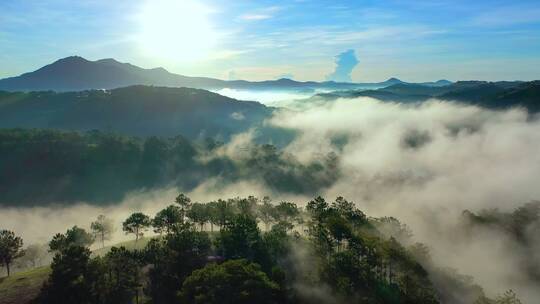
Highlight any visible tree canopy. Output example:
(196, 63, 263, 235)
(1, 194, 524, 304)
(122, 212, 151, 242)
(180, 259, 282, 304)
(0, 230, 24, 276)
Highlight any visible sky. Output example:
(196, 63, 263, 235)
(1, 0, 540, 82)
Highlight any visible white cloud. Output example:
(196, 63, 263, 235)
(208, 49, 249, 60)
(240, 14, 272, 21)
(267, 97, 540, 301)
(238, 5, 283, 21)
(230, 111, 245, 120)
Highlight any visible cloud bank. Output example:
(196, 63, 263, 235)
(2, 96, 540, 302)
(268, 97, 540, 302)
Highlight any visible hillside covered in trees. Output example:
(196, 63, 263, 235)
(0, 194, 526, 304)
(0, 129, 334, 206)
(308, 81, 540, 113)
(0, 86, 272, 139)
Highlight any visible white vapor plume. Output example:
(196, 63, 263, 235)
(268, 97, 540, 302)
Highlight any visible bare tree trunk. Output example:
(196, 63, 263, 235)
(6, 263, 10, 277)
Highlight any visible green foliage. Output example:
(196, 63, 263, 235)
(273, 201, 300, 228)
(175, 193, 192, 221)
(49, 226, 94, 252)
(102, 247, 143, 304)
(38, 246, 98, 304)
(0, 129, 340, 207)
(179, 259, 282, 304)
(263, 224, 293, 266)
(0, 85, 273, 141)
(153, 205, 182, 234)
(90, 215, 114, 248)
(211, 199, 236, 229)
(304, 196, 439, 304)
(122, 212, 151, 242)
(0, 230, 24, 276)
(331, 196, 368, 228)
(39, 245, 144, 304)
(236, 196, 259, 218)
(0, 129, 146, 205)
(258, 196, 275, 230)
(217, 215, 271, 270)
(187, 202, 210, 231)
(144, 223, 211, 303)
(17, 194, 527, 304)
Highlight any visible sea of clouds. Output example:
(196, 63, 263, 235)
(2, 96, 540, 302)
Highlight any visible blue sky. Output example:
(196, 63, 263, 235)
(1, 0, 540, 82)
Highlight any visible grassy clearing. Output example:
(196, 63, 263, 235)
(0, 239, 147, 304)
(0, 266, 50, 304)
(0, 231, 223, 303)
(92, 237, 151, 257)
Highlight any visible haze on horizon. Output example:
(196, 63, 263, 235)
(1, 0, 540, 82)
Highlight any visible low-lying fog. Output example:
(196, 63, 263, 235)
(2, 94, 540, 302)
(214, 88, 320, 107)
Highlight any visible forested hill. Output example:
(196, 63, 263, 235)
(1, 195, 527, 304)
(312, 80, 540, 113)
(0, 129, 338, 206)
(0, 86, 271, 139)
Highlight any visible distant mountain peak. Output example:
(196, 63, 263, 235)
(275, 78, 297, 84)
(0, 56, 457, 92)
(95, 58, 123, 65)
(54, 56, 89, 64)
(380, 78, 405, 86)
(435, 79, 452, 85)
(150, 67, 169, 73)
(53, 56, 130, 69)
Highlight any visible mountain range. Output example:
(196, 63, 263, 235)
(0, 56, 452, 92)
(311, 80, 540, 113)
(0, 56, 537, 142)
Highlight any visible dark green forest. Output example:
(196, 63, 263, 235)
(313, 80, 540, 113)
(0, 86, 272, 139)
(1, 194, 527, 304)
(0, 129, 337, 206)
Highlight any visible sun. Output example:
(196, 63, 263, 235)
(137, 0, 217, 62)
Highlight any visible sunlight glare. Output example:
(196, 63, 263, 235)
(137, 0, 217, 62)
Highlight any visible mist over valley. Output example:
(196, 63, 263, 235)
(1, 1, 539, 303)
